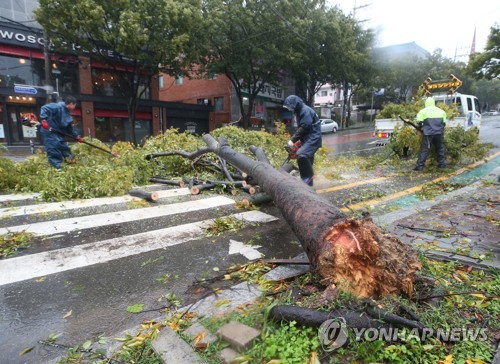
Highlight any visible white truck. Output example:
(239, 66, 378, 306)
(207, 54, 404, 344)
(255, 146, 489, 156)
(374, 76, 481, 146)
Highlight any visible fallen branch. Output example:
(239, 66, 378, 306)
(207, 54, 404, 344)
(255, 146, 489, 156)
(397, 224, 452, 234)
(145, 148, 211, 161)
(270, 305, 400, 330)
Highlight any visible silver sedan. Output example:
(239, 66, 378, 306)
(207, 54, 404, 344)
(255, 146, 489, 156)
(319, 118, 338, 133)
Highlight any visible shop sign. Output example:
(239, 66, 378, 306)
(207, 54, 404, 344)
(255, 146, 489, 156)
(241, 82, 284, 102)
(185, 122, 196, 133)
(14, 85, 38, 95)
(0, 23, 44, 49)
(22, 125, 37, 138)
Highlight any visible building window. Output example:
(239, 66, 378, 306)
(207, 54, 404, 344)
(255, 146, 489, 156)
(0, 55, 80, 94)
(321, 91, 327, 96)
(0, 55, 44, 88)
(92, 69, 150, 99)
(51, 60, 80, 93)
(94, 116, 151, 143)
(159, 75, 164, 88)
(214, 97, 224, 111)
(175, 75, 183, 85)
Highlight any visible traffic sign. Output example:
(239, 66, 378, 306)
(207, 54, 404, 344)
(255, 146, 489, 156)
(14, 85, 38, 95)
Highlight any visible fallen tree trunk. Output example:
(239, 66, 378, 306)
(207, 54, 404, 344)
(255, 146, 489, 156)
(202, 135, 421, 298)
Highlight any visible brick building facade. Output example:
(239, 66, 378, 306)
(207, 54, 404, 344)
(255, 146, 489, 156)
(160, 73, 295, 131)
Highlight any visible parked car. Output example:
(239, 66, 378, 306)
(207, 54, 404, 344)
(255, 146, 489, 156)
(482, 110, 499, 116)
(319, 119, 338, 133)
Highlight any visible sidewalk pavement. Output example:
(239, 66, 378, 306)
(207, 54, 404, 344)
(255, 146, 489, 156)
(1, 145, 40, 163)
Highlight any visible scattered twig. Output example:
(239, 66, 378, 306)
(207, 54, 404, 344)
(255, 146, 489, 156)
(397, 224, 451, 234)
(38, 340, 93, 353)
(415, 290, 492, 302)
(260, 258, 310, 265)
(464, 212, 490, 219)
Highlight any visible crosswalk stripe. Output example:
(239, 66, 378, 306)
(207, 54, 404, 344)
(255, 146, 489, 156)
(0, 210, 278, 286)
(0, 188, 191, 218)
(0, 195, 235, 236)
(0, 192, 40, 203)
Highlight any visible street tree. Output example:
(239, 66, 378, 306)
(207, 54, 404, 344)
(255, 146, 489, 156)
(290, 6, 350, 106)
(334, 16, 374, 125)
(35, 0, 205, 144)
(201, 0, 311, 129)
(467, 24, 500, 80)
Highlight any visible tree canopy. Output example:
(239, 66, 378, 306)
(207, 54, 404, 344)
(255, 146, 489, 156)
(467, 24, 500, 80)
(35, 0, 205, 143)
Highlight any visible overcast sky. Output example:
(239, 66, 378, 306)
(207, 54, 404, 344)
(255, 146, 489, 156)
(332, 0, 499, 61)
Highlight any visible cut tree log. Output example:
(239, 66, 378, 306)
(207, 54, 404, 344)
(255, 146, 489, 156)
(149, 177, 185, 188)
(241, 192, 273, 207)
(269, 305, 424, 331)
(190, 183, 216, 195)
(128, 188, 158, 202)
(202, 134, 422, 298)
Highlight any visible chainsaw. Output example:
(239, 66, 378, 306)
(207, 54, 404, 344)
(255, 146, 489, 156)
(282, 140, 301, 166)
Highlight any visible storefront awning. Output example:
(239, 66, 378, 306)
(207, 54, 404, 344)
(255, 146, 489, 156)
(72, 109, 151, 119)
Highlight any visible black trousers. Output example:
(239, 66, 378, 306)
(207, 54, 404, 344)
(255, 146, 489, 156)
(416, 134, 445, 169)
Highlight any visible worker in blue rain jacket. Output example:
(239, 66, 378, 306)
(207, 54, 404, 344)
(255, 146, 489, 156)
(283, 95, 322, 186)
(39, 96, 83, 169)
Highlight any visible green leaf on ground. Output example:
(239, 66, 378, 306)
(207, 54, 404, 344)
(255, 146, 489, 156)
(127, 304, 144, 313)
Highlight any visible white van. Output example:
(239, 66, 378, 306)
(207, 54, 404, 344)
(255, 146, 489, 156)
(433, 93, 482, 130)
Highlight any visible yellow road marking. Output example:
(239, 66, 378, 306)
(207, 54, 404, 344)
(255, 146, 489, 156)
(316, 177, 387, 194)
(341, 150, 500, 212)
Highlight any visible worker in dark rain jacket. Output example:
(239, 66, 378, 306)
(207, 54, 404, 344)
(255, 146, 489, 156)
(414, 97, 447, 171)
(39, 96, 83, 169)
(283, 95, 322, 186)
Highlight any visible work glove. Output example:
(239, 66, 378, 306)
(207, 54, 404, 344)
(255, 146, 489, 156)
(76, 136, 83, 143)
(41, 121, 49, 130)
(287, 140, 294, 147)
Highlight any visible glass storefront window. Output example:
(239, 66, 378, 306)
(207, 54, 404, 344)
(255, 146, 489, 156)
(92, 69, 150, 99)
(51, 60, 80, 93)
(0, 55, 79, 93)
(0, 55, 44, 87)
(94, 116, 151, 143)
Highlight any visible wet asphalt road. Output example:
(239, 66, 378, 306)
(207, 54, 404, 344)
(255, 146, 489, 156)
(1, 117, 499, 363)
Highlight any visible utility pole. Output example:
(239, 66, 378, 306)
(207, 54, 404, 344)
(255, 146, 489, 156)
(43, 31, 52, 103)
(352, 1, 371, 23)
